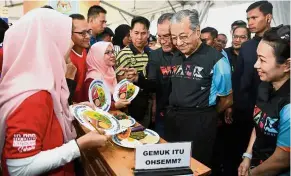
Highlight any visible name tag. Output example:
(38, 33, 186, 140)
(135, 142, 192, 170)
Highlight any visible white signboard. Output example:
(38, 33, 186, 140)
(135, 142, 192, 170)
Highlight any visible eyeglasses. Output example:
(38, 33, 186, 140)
(232, 35, 248, 40)
(104, 50, 115, 55)
(172, 31, 195, 43)
(158, 34, 171, 41)
(72, 29, 92, 37)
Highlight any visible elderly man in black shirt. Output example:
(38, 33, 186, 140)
(122, 13, 175, 137)
(168, 9, 232, 166)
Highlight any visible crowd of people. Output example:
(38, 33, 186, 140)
(0, 1, 289, 176)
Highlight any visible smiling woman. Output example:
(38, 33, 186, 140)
(239, 25, 290, 176)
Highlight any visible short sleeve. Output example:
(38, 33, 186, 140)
(277, 104, 290, 152)
(3, 91, 53, 159)
(212, 57, 232, 96)
(115, 50, 130, 76)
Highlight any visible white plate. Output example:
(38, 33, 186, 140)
(70, 105, 121, 135)
(119, 116, 136, 128)
(113, 79, 139, 102)
(88, 79, 111, 112)
(112, 129, 160, 149)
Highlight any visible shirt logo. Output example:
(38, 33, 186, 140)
(13, 133, 37, 153)
(160, 65, 205, 80)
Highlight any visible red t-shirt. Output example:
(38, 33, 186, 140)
(70, 49, 87, 103)
(1, 91, 74, 176)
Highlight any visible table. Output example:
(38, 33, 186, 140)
(74, 111, 211, 176)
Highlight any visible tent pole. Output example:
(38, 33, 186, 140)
(100, 0, 135, 18)
(167, 0, 176, 12)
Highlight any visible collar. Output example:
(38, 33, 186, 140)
(253, 35, 262, 42)
(129, 43, 151, 55)
(258, 79, 290, 102)
(173, 42, 205, 58)
(71, 49, 83, 58)
(273, 79, 290, 97)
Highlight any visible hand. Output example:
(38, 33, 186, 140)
(224, 107, 233, 124)
(115, 99, 130, 109)
(120, 67, 138, 82)
(76, 130, 111, 150)
(65, 40, 74, 64)
(77, 101, 96, 110)
(238, 157, 251, 176)
(65, 62, 77, 80)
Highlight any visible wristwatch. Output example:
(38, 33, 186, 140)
(242, 153, 252, 160)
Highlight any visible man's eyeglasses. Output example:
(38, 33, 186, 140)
(172, 31, 195, 43)
(72, 29, 92, 37)
(158, 34, 171, 41)
(104, 50, 115, 55)
(232, 35, 248, 40)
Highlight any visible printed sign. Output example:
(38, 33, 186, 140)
(49, 0, 79, 15)
(135, 142, 192, 170)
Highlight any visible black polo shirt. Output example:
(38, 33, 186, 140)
(253, 79, 290, 170)
(147, 48, 173, 112)
(169, 43, 232, 108)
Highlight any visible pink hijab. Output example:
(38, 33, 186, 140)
(0, 8, 76, 156)
(85, 42, 117, 93)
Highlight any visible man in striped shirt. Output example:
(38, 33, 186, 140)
(115, 16, 152, 127)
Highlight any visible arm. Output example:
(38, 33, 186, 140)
(7, 140, 80, 176)
(250, 147, 290, 176)
(217, 93, 233, 113)
(213, 57, 233, 112)
(250, 104, 290, 176)
(66, 78, 77, 105)
(115, 50, 129, 82)
(238, 128, 257, 176)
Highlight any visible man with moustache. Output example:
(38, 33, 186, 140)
(167, 9, 232, 166)
(115, 16, 151, 127)
(69, 14, 91, 103)
(122, 13, 175, 137)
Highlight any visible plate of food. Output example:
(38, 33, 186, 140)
(113, 79, 139, 102)
(70, 105, 121, 135)
(113, 112, 136, 128)
(112, 126, 160, 148)
(89, 79, 111, 112)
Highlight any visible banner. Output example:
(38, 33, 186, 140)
(23, 1, 100, 17)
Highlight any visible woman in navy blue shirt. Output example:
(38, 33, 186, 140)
(238, 25, 290, 176)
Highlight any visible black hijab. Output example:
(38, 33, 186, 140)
(112, 24, 130, 49)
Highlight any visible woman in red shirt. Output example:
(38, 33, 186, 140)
(84, 41, 130, 110)
(0, 8, 109, 176)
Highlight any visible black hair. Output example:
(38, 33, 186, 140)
(231, 20, 247, 29)
(131, 16, 150, 30)
(42, 5, 54, 9)
(218, 33, 227, 39)
(87, 5, 107, 22)
(69, 14, 85, 20)
(100, 27, 114, 38)
(201, 27, 218, 39)
(158, 13, 174, 24)
(0, 18, 9, 43)
(233, 26, 251, 39)
(148, 34, 157, 42)
(262, 25, 290, 64)
(246, 1, 273, 15)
